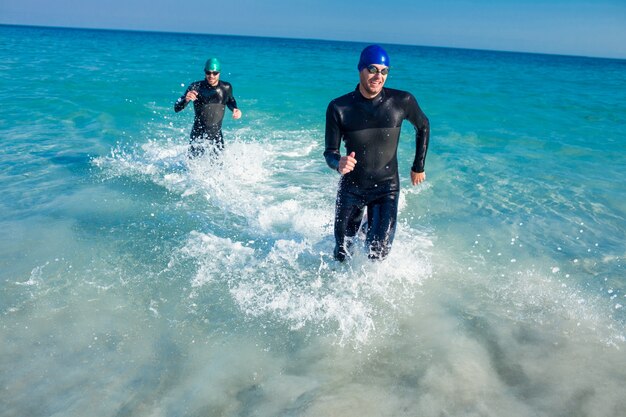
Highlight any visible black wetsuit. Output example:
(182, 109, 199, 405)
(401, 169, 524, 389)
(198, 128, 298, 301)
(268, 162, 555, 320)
(174, 79, 238, 157)
(324, 85, 429, 261)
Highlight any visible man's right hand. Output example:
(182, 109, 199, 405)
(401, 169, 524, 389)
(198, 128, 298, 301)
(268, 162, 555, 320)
(185, 90, 199, 102)
(338, 152, 357, 175)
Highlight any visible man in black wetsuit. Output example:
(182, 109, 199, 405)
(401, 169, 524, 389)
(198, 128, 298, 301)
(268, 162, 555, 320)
(324, 45, 430, 261)
(174, 57, 242, 158)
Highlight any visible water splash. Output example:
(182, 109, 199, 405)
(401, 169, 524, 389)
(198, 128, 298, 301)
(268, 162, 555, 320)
(94, 131, 434, 346)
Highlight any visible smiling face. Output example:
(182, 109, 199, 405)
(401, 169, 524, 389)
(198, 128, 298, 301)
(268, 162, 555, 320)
(358, 64, 388, 99)
(205, 70, 220, 86)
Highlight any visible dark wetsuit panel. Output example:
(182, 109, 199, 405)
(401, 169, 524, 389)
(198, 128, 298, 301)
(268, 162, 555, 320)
(324, 86, 429, 260)
(174, 80, 238, 156)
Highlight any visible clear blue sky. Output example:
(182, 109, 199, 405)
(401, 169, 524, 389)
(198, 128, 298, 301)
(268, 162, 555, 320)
(2, 0, 625, 59)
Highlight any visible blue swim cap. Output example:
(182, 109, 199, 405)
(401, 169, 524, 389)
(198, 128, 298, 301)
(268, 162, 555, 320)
(357, 45, 390, 71)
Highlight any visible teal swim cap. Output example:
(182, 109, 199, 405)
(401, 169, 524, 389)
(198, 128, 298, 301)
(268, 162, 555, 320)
(204, 58, 221, 72)
(357, 45, 390, 71)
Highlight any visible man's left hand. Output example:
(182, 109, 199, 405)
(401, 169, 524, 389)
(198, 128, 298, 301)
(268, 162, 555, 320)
(411, 170, 426, 185)
(232, 109, 242, 119)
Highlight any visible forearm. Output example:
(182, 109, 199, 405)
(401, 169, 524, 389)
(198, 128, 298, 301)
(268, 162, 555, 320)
(412, 121, 429, 173)
(407, 97, 430, 173)
(325, 103, 342, 171)
(226, 98, 238, 111)
(324, 149, 341, 171)
(174, 96, 187, 112)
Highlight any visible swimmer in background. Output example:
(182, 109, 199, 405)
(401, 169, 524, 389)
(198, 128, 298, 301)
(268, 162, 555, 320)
(174, 57, 242, 158)
(324, 45, 430, 261)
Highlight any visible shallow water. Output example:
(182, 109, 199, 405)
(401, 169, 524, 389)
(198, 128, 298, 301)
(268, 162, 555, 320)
(1, 25, 625, 417)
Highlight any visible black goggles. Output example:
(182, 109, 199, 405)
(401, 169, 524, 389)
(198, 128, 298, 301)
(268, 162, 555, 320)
(366, 65, 389, 75)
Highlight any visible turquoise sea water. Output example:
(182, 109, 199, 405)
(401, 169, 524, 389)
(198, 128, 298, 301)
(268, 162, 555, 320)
(1, 24, 625, 416)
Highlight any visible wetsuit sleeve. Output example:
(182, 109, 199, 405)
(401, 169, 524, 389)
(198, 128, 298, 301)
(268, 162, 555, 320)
(405, 94, 430, 173)
(174, 86, 191, 112)
(223, 83, 238, 111)
(324, 101, 342, 171)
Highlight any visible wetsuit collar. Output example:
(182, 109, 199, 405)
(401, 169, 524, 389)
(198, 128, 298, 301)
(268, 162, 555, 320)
(204, 79, 220, 88)
(355, 84, 385, 101)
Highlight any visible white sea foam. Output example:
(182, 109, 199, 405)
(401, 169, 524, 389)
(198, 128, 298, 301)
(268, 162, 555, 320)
(90, 122, 625, 354)
(99, 130, 432, 345)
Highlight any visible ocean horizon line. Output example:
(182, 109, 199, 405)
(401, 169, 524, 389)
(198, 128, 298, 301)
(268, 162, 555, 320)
(2, 22, 625, 63)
